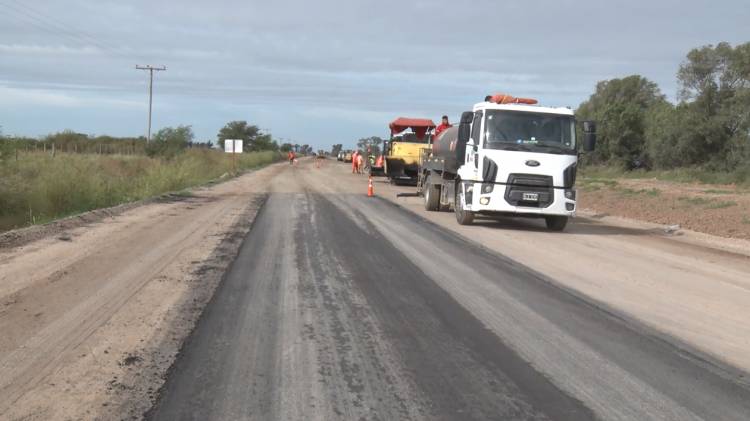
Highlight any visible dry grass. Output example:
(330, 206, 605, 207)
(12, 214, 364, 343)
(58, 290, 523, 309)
(0, 149, 278, 231)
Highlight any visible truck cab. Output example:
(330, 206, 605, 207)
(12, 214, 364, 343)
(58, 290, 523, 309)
(421, 97, 596, 231)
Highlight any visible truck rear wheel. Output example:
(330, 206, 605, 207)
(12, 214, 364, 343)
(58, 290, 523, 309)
(545, 215, 568, 231)
(424, 175, 440, 211)
(455, 182, 474, 225)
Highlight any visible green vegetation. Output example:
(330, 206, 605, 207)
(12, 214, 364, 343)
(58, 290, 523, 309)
(742, 216, 750, 225)
(707, 201, 738, 209)
(0, 149, 278, 232)
(578, 177, 618, 192)
(677, 196, 713, 206)
(215, 120, 311, 154)
(577, 42, 750, 183)
(0, 119, 309, 232)
(616, 187, 661, 197)
(356, 136, 384, 155)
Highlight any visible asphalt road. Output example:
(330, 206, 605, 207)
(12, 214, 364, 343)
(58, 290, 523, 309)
(147, 161, 750, 421)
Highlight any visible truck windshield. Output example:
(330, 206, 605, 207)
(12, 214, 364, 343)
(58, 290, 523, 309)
(484, 110, 576, 153)
(392, 132, 431, 143)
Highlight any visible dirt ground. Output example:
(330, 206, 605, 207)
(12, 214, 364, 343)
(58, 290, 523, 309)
(0, 163, 283, 420)
(1, 159, 749, 420)
(578, 177, 750, 240)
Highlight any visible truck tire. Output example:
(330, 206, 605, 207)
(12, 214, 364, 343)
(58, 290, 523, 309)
(545, 215, 568, 231)
(424, 175, 440, 211)
(455, 182, 474, 225)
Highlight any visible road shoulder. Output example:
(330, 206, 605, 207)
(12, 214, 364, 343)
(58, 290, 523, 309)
(0, 164, 280, 420)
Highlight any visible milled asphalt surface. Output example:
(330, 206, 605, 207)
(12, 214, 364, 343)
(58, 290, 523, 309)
(147, 161, 750, 421)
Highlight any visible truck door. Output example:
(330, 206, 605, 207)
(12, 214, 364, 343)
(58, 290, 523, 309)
(468, 111, 483, 169)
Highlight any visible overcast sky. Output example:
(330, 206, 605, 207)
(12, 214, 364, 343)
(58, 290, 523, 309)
(1, 0, 748, 149)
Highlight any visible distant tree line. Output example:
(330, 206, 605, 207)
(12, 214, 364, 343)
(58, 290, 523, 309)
(0, 130, 149, 158)
(328, 137, 383, 157)
(357, 136, 383, 155)
(215, 120, 313, 155)
(0, 119, 300, 161)
(577, 41, 750, 178)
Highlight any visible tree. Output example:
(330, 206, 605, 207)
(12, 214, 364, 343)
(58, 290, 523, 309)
(146, 125, 194, 158)
(671, 42, 750, 170)
(217, 120, 275, 152)
(331, 144, 343, 156)
(356, 136, 383, 156)
(253, 133, 278, 151)
(280, 143, 293, 152)
(188, 140, 214, 149)
(576, 75, 666, 168)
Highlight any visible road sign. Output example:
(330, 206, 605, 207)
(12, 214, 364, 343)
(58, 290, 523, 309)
(224, 139, 243, 153)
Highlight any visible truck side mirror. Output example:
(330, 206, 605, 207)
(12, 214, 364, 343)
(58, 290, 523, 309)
(456, 111, 473, 163)
(582, 121, 596, 152)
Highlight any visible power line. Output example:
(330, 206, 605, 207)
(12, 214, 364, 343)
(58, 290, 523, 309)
(0, 1, 122, 54)
(135, 65, 166, 142)
(0, 1, 129, 60)
(6, 1, 123, 52)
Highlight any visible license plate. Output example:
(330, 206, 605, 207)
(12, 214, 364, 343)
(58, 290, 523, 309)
(522, 192, 539, 201)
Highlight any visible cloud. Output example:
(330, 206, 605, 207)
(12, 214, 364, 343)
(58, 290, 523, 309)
(0, 43, 99, 55)
(0, 85, 144, 109)
(0, 0, 748, 148)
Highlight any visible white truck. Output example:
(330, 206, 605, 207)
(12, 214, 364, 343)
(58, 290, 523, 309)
(418, 95, 596, 231)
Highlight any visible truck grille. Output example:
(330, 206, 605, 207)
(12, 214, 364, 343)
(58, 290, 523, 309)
(504, 174, 554, 208)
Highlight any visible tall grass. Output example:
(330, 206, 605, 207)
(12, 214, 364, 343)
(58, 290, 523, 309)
(0, 149, 279, 231)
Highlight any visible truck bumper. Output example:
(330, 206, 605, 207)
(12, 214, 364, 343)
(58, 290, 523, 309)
(463, 181, 576, 217)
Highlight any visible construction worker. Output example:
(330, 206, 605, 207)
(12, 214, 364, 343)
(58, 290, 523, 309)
(356, 153, 364, 174)
(287, 150, 295, 164)
(351, 150, 359, 173)
(435, 115, 452, 138)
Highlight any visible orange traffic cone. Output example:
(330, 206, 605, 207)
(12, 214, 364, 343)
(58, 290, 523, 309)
(367, 176, 374, 197)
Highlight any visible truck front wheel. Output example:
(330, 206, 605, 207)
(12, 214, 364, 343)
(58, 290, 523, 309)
(545, 215, 568, 231)
(455, 182, 474, 225)
(424, 175, 441, 211)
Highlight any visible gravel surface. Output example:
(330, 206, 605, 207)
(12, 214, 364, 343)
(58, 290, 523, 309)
(149, 160, 750, 421)
(579, 177, 750, 239)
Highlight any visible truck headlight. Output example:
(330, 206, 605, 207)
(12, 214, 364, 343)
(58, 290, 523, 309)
(565, 189, 576, 200)
(480, 197, 490, 205)
(482, 183, 494, 194)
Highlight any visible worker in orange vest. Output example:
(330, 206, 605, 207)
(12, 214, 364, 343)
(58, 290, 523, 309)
(287, 150, 295, 165)
(352, 151, 359, 173)
(435, 115, 452, 138)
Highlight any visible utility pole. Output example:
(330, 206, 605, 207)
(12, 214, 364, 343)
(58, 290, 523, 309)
(135, 65, 166, 142)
